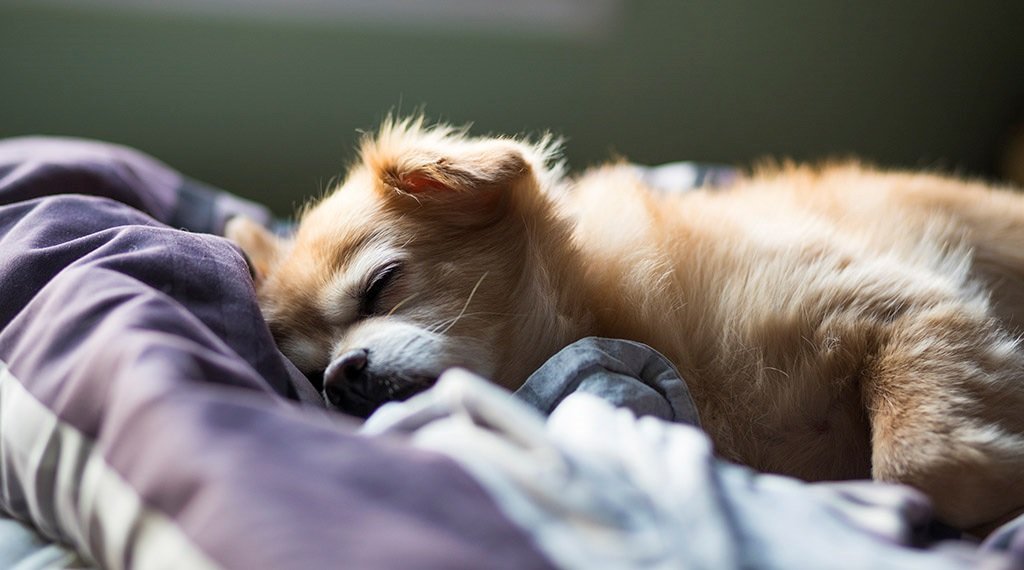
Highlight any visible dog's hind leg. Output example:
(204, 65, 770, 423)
(863, 300, 1024, 533)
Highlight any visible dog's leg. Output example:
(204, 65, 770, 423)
(864, 302, 1024, 533)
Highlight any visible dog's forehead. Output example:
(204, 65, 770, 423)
(295, 182, 389, 266)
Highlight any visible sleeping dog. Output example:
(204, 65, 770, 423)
(227, 117, 1024, 533)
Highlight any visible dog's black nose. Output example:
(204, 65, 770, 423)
(326, 348, 368, 383)
(323, 349, 370, 410)
(324, 348, 368, 393)
(321, 349, 433, 417)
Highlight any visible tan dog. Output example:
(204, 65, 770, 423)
(228, 117, 1024, 532)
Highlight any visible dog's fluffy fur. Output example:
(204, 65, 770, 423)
(228, 117, 1024, 532)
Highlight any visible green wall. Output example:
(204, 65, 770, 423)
(2, 2, 1022, 214)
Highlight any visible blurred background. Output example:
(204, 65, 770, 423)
(1, 1, 1022, 215)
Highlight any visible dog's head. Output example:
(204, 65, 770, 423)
(228, 118, 574, 416)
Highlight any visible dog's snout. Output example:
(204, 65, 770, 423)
(321, 347, 436, 418)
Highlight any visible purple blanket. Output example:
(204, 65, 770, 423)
(0, 137, 551, 569)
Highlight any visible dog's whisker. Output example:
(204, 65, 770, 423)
(454, 310, 527, 319)
(387, 293, 417, 317)
(433, 311, 523, 325)
(441, 272, 488, 335)
(425, 311, 497, 334)
(426, 319, 452, 334)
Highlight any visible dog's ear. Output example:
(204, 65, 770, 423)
(225, 216, 283, 287)
(359, 120, 546, 218)
(376, 140, 531, 198)
(359, 119, 562, 226)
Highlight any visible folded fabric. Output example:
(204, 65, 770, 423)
(364, 368, 1019, 570)
(514, 337, 701, 425)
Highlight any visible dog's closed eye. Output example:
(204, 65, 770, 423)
(359, 262, 403, 317)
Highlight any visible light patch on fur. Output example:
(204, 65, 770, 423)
(957, 423, 1024, 457)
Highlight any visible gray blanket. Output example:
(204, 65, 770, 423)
(507, 335, 1019, 564)
(515, 337, 701, 424)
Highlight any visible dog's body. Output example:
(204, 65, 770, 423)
(228, 118, 1024, 532)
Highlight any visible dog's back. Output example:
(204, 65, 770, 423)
(565, 163, 1024, 531)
